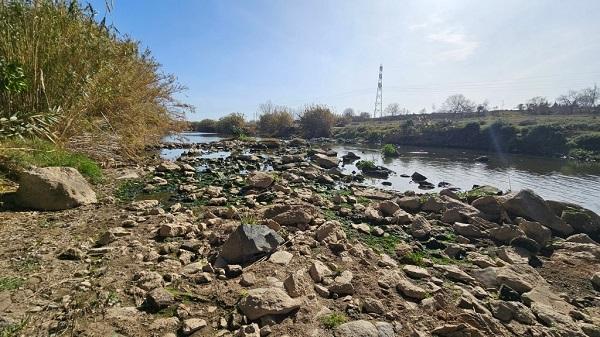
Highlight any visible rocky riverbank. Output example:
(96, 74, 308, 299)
(1, 138, 599, 337)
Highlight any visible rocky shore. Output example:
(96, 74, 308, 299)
(1, 138, 599, 337)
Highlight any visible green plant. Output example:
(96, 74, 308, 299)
(0, 139, 102, 183)
(381, 143, 399, 157)
(0, 277, 24, 291)
(0, 317, 28, 337)
(355, 160, 376, 170)
(320, 312, 348, 329)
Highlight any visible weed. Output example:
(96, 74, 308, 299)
(320, 312, 348, 329)
(0, 317, 28, 337)
(381, 144, 399, 157)
(0, 277, 24, 291)
(355, 160, 376, 170)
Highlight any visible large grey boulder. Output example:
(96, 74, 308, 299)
(237, 287, 301, 320)
(246, 171, 274, 189)
(499, 189, 572, 236)
(220, 224, 284, 264)
(335, 320, 379, 337)
(14, 167, 97, 211)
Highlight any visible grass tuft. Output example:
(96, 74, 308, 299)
(320, 312, 348, 329)
(0, 277, 24, 291)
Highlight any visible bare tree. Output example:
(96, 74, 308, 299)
(525, 96, 550, 114)
(342, 107, 355, 118)
(385, 103, 401, 116)
(441, 94, 476, 113)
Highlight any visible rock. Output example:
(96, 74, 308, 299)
(158, 223, 189, 238)
(271, 209, 313, 229)
(283, 270, 312, 298)
(396, 278, 428, 300)
(402, 265, 430, 279)
(220, 224, 284, 264)
(128, 199, 159, 211)
(392, 209, 412, 224)
(14, 167, 97, 210)
(411, 172, 427, 182)
(313, 153, 339, 169)
(434, 265, 475, 284)
(335, 320, 379, 337)
(378, 200, 400, 216)
(240, 272, 256, 287)
(517, 218, 552, 247)
(375, 322, 396, 337)
(499, 189, 572, 236)
(309, 260, 333, 283)
(453, 222, 487, 238)
(489, 225, 525, 244)
(561, 206, 600, 234)
(182, 318, 207, 335)
(237, 287, 301, 320)
(328, 270, 355, 295)
(342, 152, 361, 161)
(410, 215, 431, 239)
(134, 271, 165, 291)
(268, 251, 293, 265)
(591, 272, 600, 289)
(236, 323, 261, 337)
(565, 233, 599, 245)
(315, 221, 347, 242)
(156, 161, 180, 172)
(362, 298, 385, 314)
(246, 172, 274, 189)
(489, 300, 536, 324)
(472, 196, 503, 221)
(396, 196, 421, 211)
(57, 247, 84, 260)
(510, 236, 540, 254)
(352, 223, 371, 234)
(225, 265, 243, 278)
(145, 288, 174, 312)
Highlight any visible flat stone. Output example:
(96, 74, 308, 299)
(269, 251, 293, 265)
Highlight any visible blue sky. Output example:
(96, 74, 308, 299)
(92, 0, 600, 120)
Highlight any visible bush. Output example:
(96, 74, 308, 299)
(571, 133, 600, 152)
(356, 160, 376, 170)
(216, 113, 246, 135)
(320, 312, 347, 329)
(381, 144, 399, 157)
(257, 110, 294, 137)
(299, 105, 336, 138)
(0, 139, 102, 183)
(0, 1, 190, 153)
(189, 119, 217, 133)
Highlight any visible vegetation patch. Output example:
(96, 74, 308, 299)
(0, 277, 24, 291)
(0, 318, 28, 337)
(320, 312, 348, 329)
(0, 139, 102, 183)
(355, 160, 376, 170)
(381, 143, 399, 157)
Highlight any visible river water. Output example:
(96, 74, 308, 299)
(162, 132, 600, 213)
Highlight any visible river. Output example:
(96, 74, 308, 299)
(162, 132, 600, 213)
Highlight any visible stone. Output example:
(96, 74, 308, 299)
(591, 272, 600, 288)
(236, 323, 261, 337)
(560, 205, 600, 234)
(472, 196, 503, 220)
(402, 265, 430, 279)
(57, 247, 84, 260)
(410, 215, 431, 239)
(396, 196, 421, 211)
(489, 225, 525, 243)
(246, 172, 274, 189)
(335, 320, 379, 337)
(128, 199, 159, 211)
(517, 218, 552, 247)
(392, 209, 412, 224)
(220, 224, 284, 264)
(156, 161, 180, 172)
(283, 270, 312, 298)
(134, 271, 165, 291)
(145, 288, 174, 312)
(499, 189, 572, 236)
(269, 251, 293, 265)
(182, 318, 207, 335)
(315, 221, 347, 242)
(565, 233, 599, 245)
(434, 265, 475, 284)
(352, 223, 371, 234)
(375, 322, 396, 337)
(378, 200, 400, 216)
(453, 222, 487, 238)
(362, 298, 385, 314)
(272, 209, 313, 229)
(396, 278, 428, 300)
(158, 223, 189, 238)
(14, 167, 97, 211)
(309, 260, 333, 283)
(411, 172, 427, 182)
(328, 270, 355, 295)
(240, 272, 256, 287)
(237, 287, 301, 320)
(313, 153, 339, 169)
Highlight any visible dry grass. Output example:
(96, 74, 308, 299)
(0, 1, 191, 155)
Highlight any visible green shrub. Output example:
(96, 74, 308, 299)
(299, 105, 336, 138)
(381, 144, 399, 157)
(0, 139, 102, 183)
(355, 160, 376, 170)
(189, 119, 217, 133)
(571, 133, 600, 152)
(320, 312, 347, 329)
(258, 110, 294, 137)
(216, 113, 246, 135)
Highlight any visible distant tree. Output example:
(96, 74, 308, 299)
(190, 119, 216, 132)
(357, 112, 371, 120)
(258, 100, 276, 116)
(418, 108, 427, 114)
(476, 100, 489, 115)
(517, 103, 525, 111)
(342, 107, 355, 118)
(557, 85, 599, 112)
(385, 103, 401, 116)
(216, 113, 246, 135)
(525, 96, 551, 114)
(258, 109, 294, 137)
(299, 104, 336, 138)
(441, 94, 476, 113)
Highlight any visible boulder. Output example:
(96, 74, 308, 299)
(516, 218, 552, 247)
(410, 215, 432, 239)
(411, 172, 427, 182)
(499, 190, 572, 236)
(220, 224, 284, 264)
(237, 287, 301, 320)
(396, 278, 428, 300)
(246, 172, 274, 189)
(145, 288, 174, 312)
(378, 200, 400, 217)
(14, 167, 97, 211)
(335, 320, 379, 337)
(313, 153, 339, 169)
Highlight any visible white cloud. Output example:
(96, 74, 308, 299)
(427, 29, 479, 61)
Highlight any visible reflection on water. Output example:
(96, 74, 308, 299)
(160, 133, 600, 212)
(335, 144, 600, 213)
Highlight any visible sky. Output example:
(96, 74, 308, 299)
(91, 0, 600, 120)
